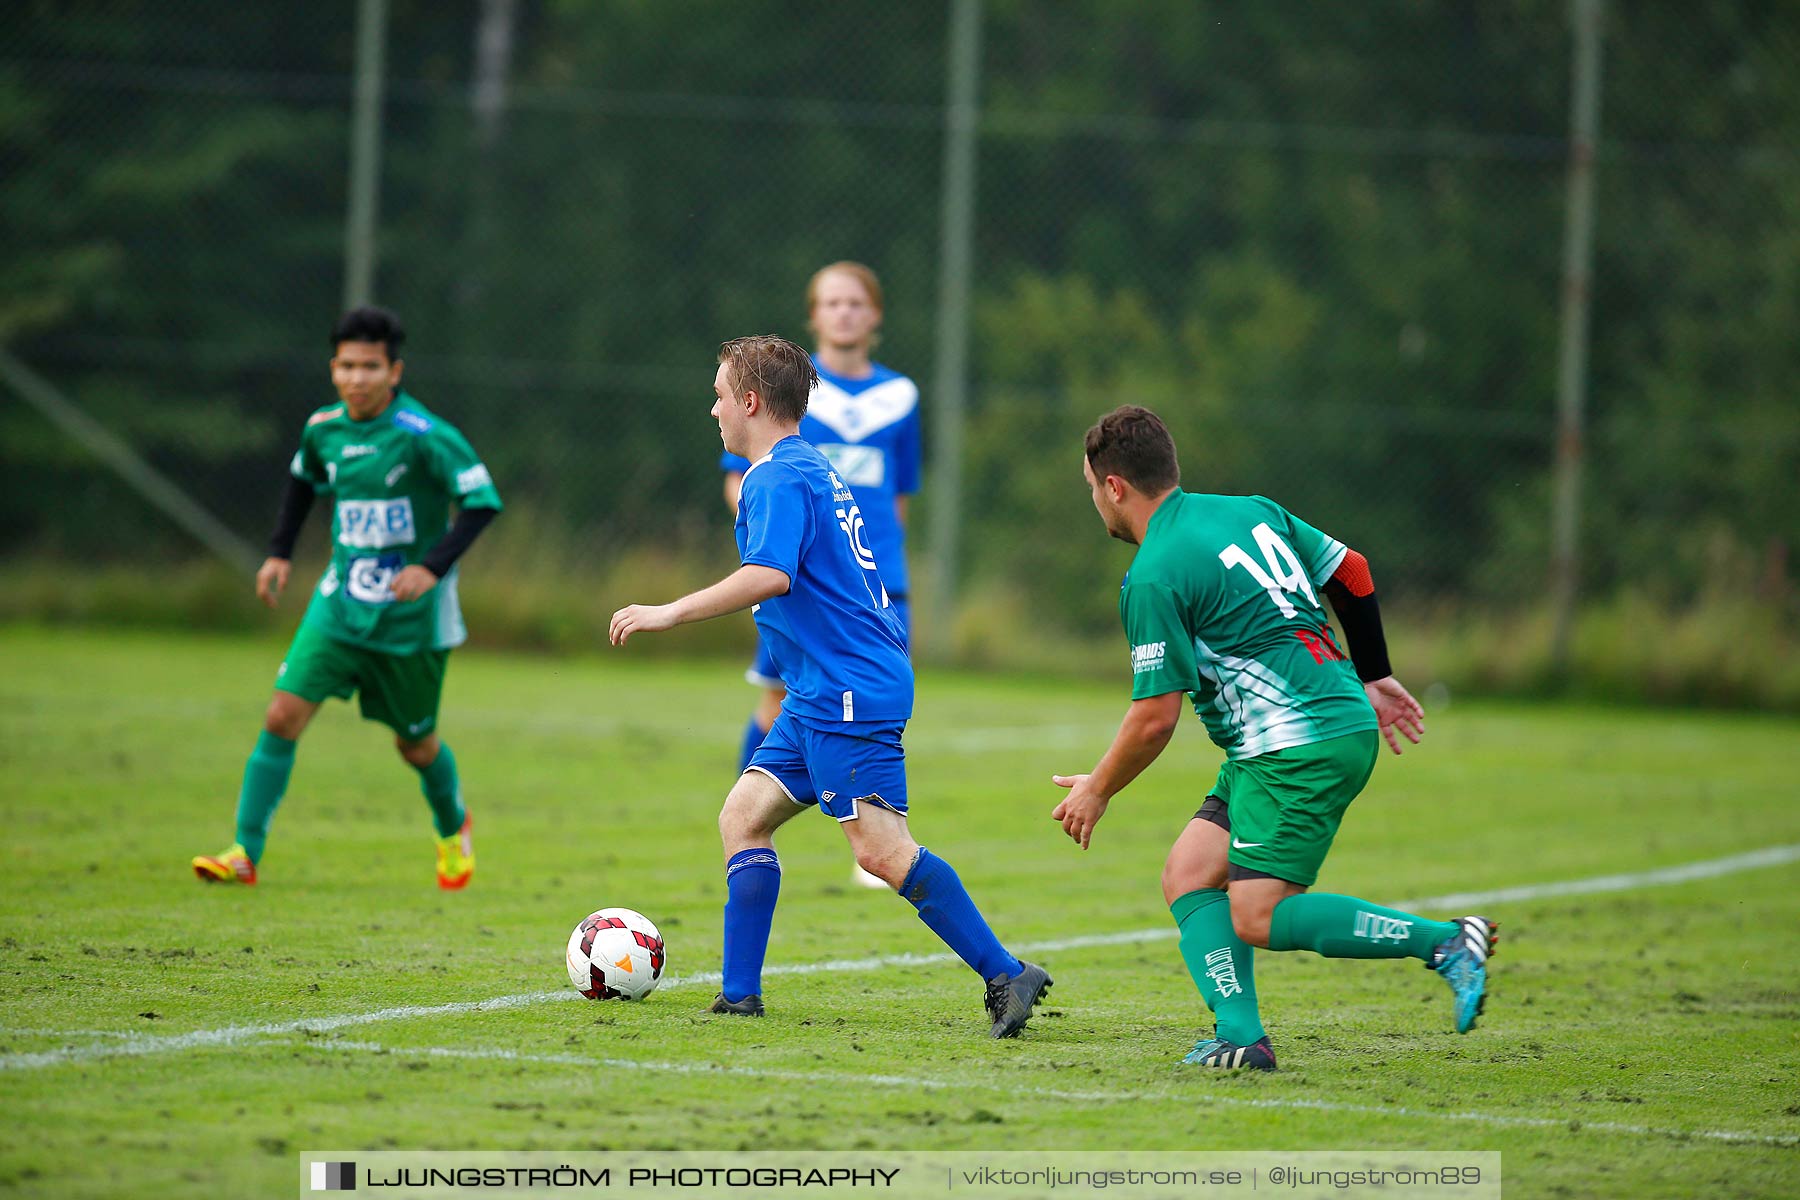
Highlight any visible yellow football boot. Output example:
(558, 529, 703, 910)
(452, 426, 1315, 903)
(436, 814, 474, 890)
(192, 843, 257, 885)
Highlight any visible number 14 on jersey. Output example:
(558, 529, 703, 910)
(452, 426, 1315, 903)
(1219, 522, 1318, 618)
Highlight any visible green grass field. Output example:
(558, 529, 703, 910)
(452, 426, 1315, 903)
(1, 627, 1797, 1198)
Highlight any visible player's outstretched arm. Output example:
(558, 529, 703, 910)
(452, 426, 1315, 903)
(1051, 691, 1183, 850)
(609, 564, 790, 646)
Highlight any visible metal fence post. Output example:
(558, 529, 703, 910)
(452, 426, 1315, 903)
(926, 0, 983, 656)
(343, 0, 390, 309)
(1549, 0, 1604, 676)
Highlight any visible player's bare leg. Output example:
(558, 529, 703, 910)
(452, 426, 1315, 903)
(719, 766, 809, 858)
(264, 689, 320, 740)
(711, 769, 808, 1016)
(1162, 813, 1229, 904)
(833, 799, 919, 886)
(842, 760, 894, 888)
(396, 732, 439, 768)
(1225, 875, 1307, 949)
(767, 687, 885, 891)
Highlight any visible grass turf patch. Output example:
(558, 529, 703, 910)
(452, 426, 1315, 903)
(1, 627, 1796, 1198)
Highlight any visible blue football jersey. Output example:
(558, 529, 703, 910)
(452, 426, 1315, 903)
(721, 357, 921, 596)
(735, 436, 912, 726)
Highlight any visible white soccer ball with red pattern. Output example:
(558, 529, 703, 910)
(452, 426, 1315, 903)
(565, 908, 666, 1000)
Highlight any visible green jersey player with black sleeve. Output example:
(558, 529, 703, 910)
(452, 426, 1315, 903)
(1120, 493, 1376, 762)
(1050, 405, 1498, 1071)
(192, 306, 501, 891)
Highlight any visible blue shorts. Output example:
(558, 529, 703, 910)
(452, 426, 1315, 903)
(746, 711, 909, 822)
(745, 599, 909, 691)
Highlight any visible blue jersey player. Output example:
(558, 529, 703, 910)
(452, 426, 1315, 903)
(611, 335, 1050, 1037)
(721, 263, 921, 787)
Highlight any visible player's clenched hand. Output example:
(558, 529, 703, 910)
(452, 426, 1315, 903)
(609, 603, 677, 645)
(255, 557, 291, 608)
(1364, 676, 1425, 755)
(389, 565, 439, 603)
(1051, 773, 1109, 851)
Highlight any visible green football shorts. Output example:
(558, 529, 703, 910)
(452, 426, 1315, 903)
(274, 621, 449, 740)
(1208, 729, 1380, 886)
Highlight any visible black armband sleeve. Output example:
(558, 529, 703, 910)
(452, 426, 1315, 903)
(266, 474, 316, 559)
(420, 506, 499, 578)
(1322, 579, 1393, 683)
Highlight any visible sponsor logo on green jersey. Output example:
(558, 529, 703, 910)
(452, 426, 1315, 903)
(337, 498, 416, 549)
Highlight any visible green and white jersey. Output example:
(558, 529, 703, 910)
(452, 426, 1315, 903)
(1121, 490, 1375, 759)
(289, 391, 502, 655)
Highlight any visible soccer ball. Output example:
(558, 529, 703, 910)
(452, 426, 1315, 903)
(565, 908, 666, 1000)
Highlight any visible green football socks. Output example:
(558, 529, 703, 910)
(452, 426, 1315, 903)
(1268, 892, 1457, 960)
(416, 742, 466, 837)
(234, 730, 296, 864)
(1171, 888, 1266, 1045)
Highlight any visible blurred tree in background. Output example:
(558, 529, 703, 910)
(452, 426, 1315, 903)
(3, 1, 1794, 685)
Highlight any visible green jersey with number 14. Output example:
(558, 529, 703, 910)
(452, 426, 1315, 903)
(1120, 490, 1375, 759)
(289, 391, 502, 655)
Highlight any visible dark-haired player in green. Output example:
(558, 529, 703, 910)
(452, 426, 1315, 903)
(1051, 405, 1497, 1070)
(192, 306, 502, 889)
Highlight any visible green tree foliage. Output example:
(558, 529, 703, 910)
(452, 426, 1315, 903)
(2, 0, 1792, 628)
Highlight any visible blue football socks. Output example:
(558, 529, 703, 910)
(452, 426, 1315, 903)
(737, 716, 767, 775)
(899, 848, 1021, 980)
(721, 848, 781, 1001)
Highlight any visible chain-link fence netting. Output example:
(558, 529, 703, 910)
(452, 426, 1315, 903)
(5, 1, 1796, 655)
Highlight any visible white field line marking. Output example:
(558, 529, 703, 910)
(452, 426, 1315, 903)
(307, 1038, 1800, 1149)
(5, 843, 1797, 1072)
(0, 989, 577, 1071)
(1406, 843, 1800, 911)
